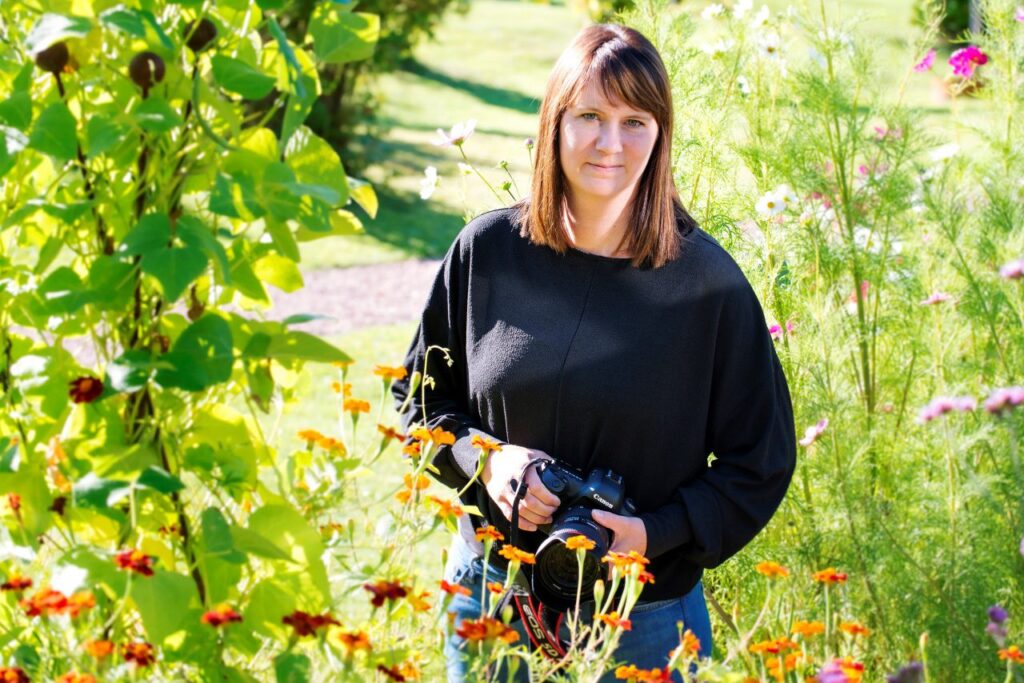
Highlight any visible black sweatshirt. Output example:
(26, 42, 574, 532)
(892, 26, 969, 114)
(392, 207, 797, 601)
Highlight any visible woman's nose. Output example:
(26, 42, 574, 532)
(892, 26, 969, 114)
(595, 123, 623, 153)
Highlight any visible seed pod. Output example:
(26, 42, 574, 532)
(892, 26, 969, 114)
(35, 41, 69, 74)
(184, 18, 217, 53)
(129, 51, 165, 92)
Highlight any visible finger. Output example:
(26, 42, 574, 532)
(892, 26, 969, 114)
(591, 510, 621, 530)
(521, 492, 558, 519)
(514, 504, 549, 527)
(524, 470, 561, 507)
(497, 499, 540, 531)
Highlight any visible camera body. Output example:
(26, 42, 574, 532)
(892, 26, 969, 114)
(530, 460, 637, 611)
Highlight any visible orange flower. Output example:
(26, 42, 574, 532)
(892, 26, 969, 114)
(68, 376, 103, 403)
(402, 441, 421, 458)
(839, 621, 871, 637)
(336, 629, 372, 654)
(498, 545, 536, 565)
(123, 642, 155, 668)
(83, 639, 115, 659)
(343, 398, 371, 414)
(614, 665, 672, 682)
(812, 567, 848, 584)
(364, 580, 409, 608)
(426, 495, 464, 520)
(0, 668, 29, 683)
(756, 561, 791, 578)
(201, 604, 243, 628)
(1, 574, 32, 592)
(767, 651, 810, 680)
(316, 436, 348, 455)
(475, 526, 504, 543)
(749, 637, 799, 655)
(486, 581, 505, 595)
(411, 426, 456, 446)
(602, 551, 650, 573)
(65, 591, 95, 617)
(637, 570, 656, 584)
(373, 365, 409, 381)
(297, 429, 325, 444)
(20, 587, 68, 617)
(470, 435, 502, 454)
(115, 549, 155, 576)
(56, 673, 96, 683)
(456, 616, 520, 644)
(395, 473, 430, 503)
(439, 580, 472, 598)
(595, 611, 632, 631)
(7, 493, 20, 513)
(823, 656, 864, 682)
(331, 360, 354, 370)
(791, 620, 826, 638)
(377, 425, 405, 442)
(999, 645, 1024, 664)
(407, 589, 432, 611)
(282, 610, 340, 637)
(565, 535, 596, 551)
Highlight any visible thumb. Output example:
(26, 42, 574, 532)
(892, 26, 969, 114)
(592, 510, 623, 529)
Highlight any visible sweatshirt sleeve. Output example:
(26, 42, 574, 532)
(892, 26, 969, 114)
(391, 235, 500, 490)
(639, 278, 797, 565)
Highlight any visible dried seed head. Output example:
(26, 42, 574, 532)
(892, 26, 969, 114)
(35, 42, 69, 74)
(129, 51, 165, 91)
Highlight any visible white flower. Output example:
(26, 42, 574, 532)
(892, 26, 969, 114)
(756, 32, 782, 59)
(755, 190, 786, 216)
(702, 3, 725, 19)
(929, 142, 959, 162)
(749, 4, 770, 27)
(700, 38, 735, 57)
(434, 119, 476, 148)
(733, 0, 753, 19)
(775, 184, 798, 206)
(457, 162, 473, 176)
(419, 166, 439, 200)
(736, 75, 751, 96)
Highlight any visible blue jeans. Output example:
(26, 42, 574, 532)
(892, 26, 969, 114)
(442, 533, 713, 682)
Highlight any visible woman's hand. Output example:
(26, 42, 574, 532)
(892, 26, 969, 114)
(592, 510, 647, 557)
(481, 445, 561, 532)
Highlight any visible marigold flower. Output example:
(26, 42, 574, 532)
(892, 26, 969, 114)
(812, 567, 848, 584)
(297, 429, 324, 444)
(364, 580, 409, 608)
(20, 587, 68, 617)
(798, 418, 828, 448)
(914, 48, 936, 72)
(83, 639, 114, 658)
(470, 435, 502, 454)
(486, 581, 505, 595)
(122, 642, 156, 667)
(565, 535, 596, 551)
(316, 436, 347, 456)
(792, 620, 826, 637)
(475, 525, 504, 543)
(456, 615, 520, 644)
(637, 570, 656, 584)
(343, 398, 370, 414)
(1, 574, 32, 592)
(115, 549, 155, 576)
(7, 493, 20, 513)
(750, 637, 799, 655)
(949, 45, 988, 78)
(377, 424, 405, 442)
(331, 359, 354, 369)
(818, 656, 864, 682)
(670, 629, 701, 659)
(614, 664, 671, 681)
(402, 441, 421, 458)
(373, 365, 409, 381)
(767, 651, 810, 679)
(596, 611, 632, 631)
(407, 590, 432, 611)
(498, 545, 536, 565)
(56, 673, 96, 683)
(69, 376, 103, 403)
(65, 591, 96, 617)
(411, 426, 456, 446)
(337, 629, 372, 654)
(998, 645, 1024, 664)
(282, 610, 340, 636)
(840, 621, 871, 637)
(439, 580, 472, 597)
(201, 604, 243, 628)
(756, 561, 791, 578)
(0, 669, 29, 683)
(426, 495, 464, 520)
(395, 473, 430, 503)
(602, 550, 650, 572)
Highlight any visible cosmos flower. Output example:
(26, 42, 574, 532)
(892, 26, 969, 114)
(949, 45, 988, 78)
(419, 166, 439, 200)
(435, 119, 476, 148)
(916, 395, 977, 423)
(914, 48, 936, 72)
(799, 418, 828, 447)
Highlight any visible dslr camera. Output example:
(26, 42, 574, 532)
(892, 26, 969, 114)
(528, 460, 637, 611)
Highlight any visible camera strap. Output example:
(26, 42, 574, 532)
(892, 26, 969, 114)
(491, 459, 568, 660)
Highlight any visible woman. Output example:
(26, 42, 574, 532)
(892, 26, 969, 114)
(392, 23, 797, 682)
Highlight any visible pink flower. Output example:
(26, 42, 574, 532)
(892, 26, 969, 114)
(917, 395, 977, 424)
(982, 386, 1024, 415)
(1015, 6, 1024, 21)
(874, 126, 903, 141)
(799, 418, 829, 447)
(768, 320, 796, 342)
(914, 48, 936, 72)
(434, 119, 476, 148)
(999, 258, 1024, 279)
(920, 292, 952, 305)
(949, 45, 988, 78)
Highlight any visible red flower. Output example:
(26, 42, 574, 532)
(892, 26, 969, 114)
(439, 580, 472, 597)
(1, 574, 32, 592)
(122, 642, 155, 668)
(364, 580, 409, 607)
(812, 567, 848, 584)
(282, 610, 339, 637)
(68, 376, 104, 403)
(455, 616, 520, 644)
(201, 604, 243, 628)
(83, 640, 115, 659)
(115, 549, 155, 576)
(20, 587, 68, 617)
(595, 611, 633, 631)
(0, 667, 30, 683)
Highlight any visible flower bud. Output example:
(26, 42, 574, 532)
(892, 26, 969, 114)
(593, 578, 605, 606)
(184, 18, 217, 53)
(35, 42, 69, 74)
(129, 52, 165, 91)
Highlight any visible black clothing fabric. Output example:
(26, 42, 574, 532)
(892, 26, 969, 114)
(392, 207, 797, 601)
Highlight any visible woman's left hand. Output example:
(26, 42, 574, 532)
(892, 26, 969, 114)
(591, 510, 647, 557)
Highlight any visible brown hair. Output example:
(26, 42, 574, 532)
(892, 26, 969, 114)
(513, 24, 697, 269)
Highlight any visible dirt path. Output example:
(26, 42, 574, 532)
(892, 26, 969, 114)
(268, 259, 442, 336)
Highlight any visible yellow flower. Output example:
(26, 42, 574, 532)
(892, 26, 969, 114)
(343, 398, 370, 414)
(755, 561, 790, 578)
(297, 429, 325, 444)
(470, 435, 502, 454)
(498, 545, 536, 565)
(373, 365, 409, 381)
(839, 621, 871, 637)
(475, 526, 504, 543)
(565, 535, 596, 551)
(411, 426, 456, 446)
(602, 550, 650, 572)
(395, 473, 430, 503)
(812, 567, 848, 584)
(791, 620, 826, 638)
(595, 611, 632, 630)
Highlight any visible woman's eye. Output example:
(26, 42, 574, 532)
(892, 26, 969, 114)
(581, 112, 598, 121)
(626, 119, 645, 128)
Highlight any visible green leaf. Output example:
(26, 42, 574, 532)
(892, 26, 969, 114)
(85, 116, 127, 156)
(141, 245, 208, 303)
(73, 473, 130, 509)
(295, 209, 363, 242)
(38, 266, 87, 314)
(347, 177, 377, 218)
(211, 56, 276, 100)
(130, 570, 199, 644)
(274, 653, 310, 683)
(265, 219, 300, 263)
(281, 313, 330, 326)
(253, 252, 303, 292)
(133, 97, 183, 134)
(177, 216, 231, 282)
(120, 212, 171, 257)
(261, 163, 302, 221)
(0, 92, 32, 131)
(25, 14, 93, 55)
(99, 6, 146, 36)
(280, 74, 317, 150)
(155, 314, 234, 391)
(28, 102, 77, 162)
(263, 331, 350, 364)
(284, 126, 348, 207)
(244, 579, 296, 636)
(308, 8, 379, 65)
(106, 350, 157, 392)
(136, 466, 184, 494)
(0, 438, 20, 473)
(248, 505, 330, 602)
(86, 256, 135, 311)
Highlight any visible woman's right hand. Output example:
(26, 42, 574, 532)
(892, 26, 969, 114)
(481, 445, 561, 532)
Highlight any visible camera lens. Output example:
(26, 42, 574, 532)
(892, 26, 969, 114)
(532, 508, 608, 612)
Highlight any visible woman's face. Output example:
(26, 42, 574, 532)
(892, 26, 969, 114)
(558, 79, 660, 204)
